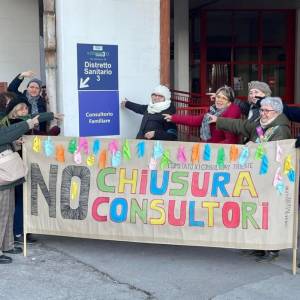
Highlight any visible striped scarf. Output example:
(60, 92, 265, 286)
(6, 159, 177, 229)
(26, 91, 39, 114)
(200, 105, 226, 141)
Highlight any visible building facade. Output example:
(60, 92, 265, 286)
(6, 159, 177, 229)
(1, 0, 300, 136)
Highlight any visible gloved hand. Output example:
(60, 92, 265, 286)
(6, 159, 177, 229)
(295, 135, 300, 148)
(26, 115, 39, 129)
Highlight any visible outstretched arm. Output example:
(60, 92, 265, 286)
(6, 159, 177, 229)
(122, 99, 148, 115)
(164, 114, 204, 127)
(0, 116, 39, 145)
(216, 117, 254, 138)
(7, 70, 35, 95)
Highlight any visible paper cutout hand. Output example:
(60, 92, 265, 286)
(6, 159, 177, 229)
(255, 144, 264, 160)
(112, 151, 121, 167)
(74, 151, 82, 164)
(276, 141, 282, 162)
(68, 138, 77, 154)
(177, 146, 187, 163)
(153, 141, 164, 160)
(191, 144, 200, 164)
(122, 140, 131, 160)
(239, 146, 249, 165)
(259, 154, 268, 175)
(56, 145, 65, 162)
(93, 140, 100, 155)
(203, 144, 211, 161)
(229, 145, 239, 162)
(99, 150, 107, 168)
(78, 137, 89, 154)
(108, 140, 119, 155)
(137, 141, 145, 158)
(87, 154, 95, 166)
(33, 136, 41, 153)
(160, 150, 170, 169)
(149, 157, 157, 170)
(44, 136, 54, 157)
(217, 147, 225, 167)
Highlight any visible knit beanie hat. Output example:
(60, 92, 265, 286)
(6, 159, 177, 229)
(27, 78, 42, 89)
(151, 85, 171, 102)
(5, 97, 30, 115)
(248, 81, 272, 97)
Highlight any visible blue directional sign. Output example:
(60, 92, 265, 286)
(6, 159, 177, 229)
(77, 43, 119, 136)
(77, 43, 118, 90)
(78, 91, 120, 136)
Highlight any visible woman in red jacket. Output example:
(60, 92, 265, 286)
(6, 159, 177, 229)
(164, 86, 241, 144)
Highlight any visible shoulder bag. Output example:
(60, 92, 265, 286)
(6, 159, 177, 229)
(0, 150, 28, 186)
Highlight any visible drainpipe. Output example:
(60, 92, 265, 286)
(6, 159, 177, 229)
(160, 0, 170, 87)
(43, 0, 57, 115)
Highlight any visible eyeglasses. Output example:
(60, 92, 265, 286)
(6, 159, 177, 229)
(215, 95, 229, 102)
(249, 91, 261, 96)
(151, 93, 164, 98)
(259, 109, 275, 114)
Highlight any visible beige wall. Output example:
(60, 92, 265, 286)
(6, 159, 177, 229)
(173, 0, 189, 92)
(56, 0, 161, 137)
(0, 0, 40, 90)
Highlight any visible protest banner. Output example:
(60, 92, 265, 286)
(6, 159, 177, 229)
(22, 136, 298, 273)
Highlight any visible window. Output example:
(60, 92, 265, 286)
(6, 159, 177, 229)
(190, 9, 295, 103)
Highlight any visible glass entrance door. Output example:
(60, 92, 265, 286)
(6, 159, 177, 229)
(190, 9, 295, 103)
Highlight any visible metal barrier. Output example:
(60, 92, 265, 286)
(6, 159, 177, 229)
(171, 89, 209, 109)
(171, 90, 300, 141)
(175, 106, 208, 142)
(174, 106, 300, 142)
(291, 122, 300, 138)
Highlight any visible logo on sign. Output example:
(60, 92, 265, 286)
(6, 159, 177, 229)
(93, 45, 103, 51)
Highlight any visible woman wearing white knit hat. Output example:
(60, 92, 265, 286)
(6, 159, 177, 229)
(121, 85, 177, 140)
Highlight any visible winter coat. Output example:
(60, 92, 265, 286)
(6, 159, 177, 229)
(171, 103, 241, 144)
(6, 113, 58, 135)
(125, 101, 177, 140)
(234, 98, 263, 122)
(7, 74, 47, 132)
(283, 104, 300, 123)
(216, 113, 291, 143)
(247, 99, 263, 122)
(0, 112, 54, 191)
(234, 99, 250, 117)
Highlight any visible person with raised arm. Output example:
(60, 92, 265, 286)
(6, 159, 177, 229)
(121, 85, 177, 141)
(164, 86, 241, 144)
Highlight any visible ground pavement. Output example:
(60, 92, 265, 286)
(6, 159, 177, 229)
(1, 235, 300, 300)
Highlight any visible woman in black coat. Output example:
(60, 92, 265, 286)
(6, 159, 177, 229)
(121, 85, 177, 141)
(7, 70, 47, 132)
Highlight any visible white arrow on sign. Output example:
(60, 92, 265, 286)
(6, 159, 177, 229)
(80, 77, 90, 88)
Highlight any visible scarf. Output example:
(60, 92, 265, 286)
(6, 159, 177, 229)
(26, 91, 39, 114)
(147, 99, 171, 114)
(259, 115, 278, 128)
(200, 105, 226, 141)
(248, 99, 262, 121)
